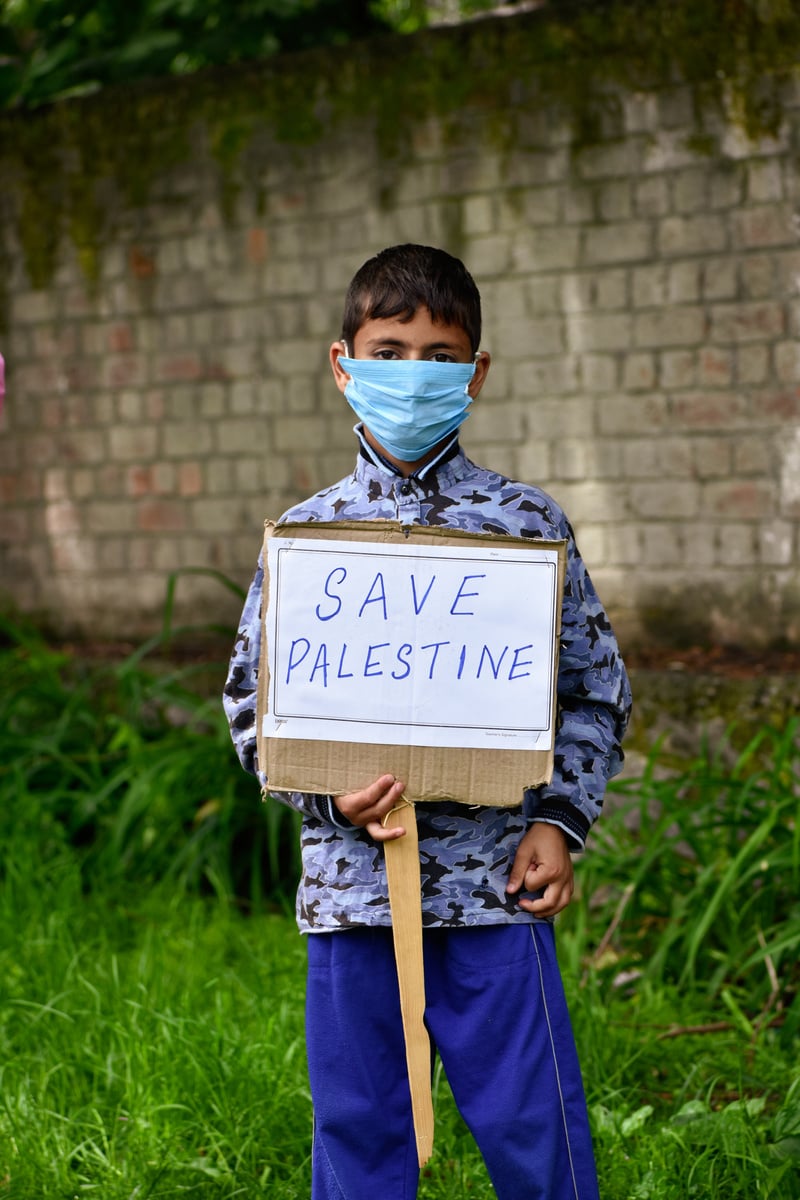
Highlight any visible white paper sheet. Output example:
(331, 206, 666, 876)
(263, 537, 560, 751)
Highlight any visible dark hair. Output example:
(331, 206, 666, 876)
(341, 244, 482, 353)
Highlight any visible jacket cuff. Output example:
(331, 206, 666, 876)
(527, 799, 590, 852)
(317, 795, 355, 830)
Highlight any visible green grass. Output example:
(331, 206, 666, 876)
(0, 618, 798, 1197)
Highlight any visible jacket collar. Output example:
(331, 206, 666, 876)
(353, 423, 472, 491)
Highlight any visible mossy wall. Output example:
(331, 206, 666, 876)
(0, 5, 799, 651)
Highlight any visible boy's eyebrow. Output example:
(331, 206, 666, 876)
(361, 335, 464, 352)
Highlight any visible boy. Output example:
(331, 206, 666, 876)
(224, 244, 631, 1200)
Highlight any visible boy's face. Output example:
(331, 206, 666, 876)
(329, 305, 491, 471)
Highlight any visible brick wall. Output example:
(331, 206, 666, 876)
(1, 31, 799, 651)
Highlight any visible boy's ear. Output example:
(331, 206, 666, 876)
(468, 350, 491, 399)
(329, 341, 351, 394)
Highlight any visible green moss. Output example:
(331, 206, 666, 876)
(2, 1, 799, 290)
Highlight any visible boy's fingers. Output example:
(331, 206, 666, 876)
(360, 773, 400, 805)
(334, 775, 406, 830)
(366, 820, 406, 841)
(506, 845, 535, 893)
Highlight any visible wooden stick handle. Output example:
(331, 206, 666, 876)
(383, 802, 434, 1168)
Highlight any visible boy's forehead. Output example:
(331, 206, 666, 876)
(352, 308, 473, 352)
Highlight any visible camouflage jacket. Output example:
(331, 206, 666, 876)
(223, 431, 632, 933)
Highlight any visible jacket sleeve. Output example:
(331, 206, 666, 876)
(222, 556, 346, 826)
(523, 521, 632, 850)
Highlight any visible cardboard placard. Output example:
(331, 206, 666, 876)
(257, 521, 565, 808)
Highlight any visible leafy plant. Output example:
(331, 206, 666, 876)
(0, 608, 301, 906)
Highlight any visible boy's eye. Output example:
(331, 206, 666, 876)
(430, 352, 456, 363)
(373, 349, 400, 360)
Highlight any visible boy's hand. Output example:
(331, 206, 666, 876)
(333, 775, 408, 842)
(506, 822, 574, 917)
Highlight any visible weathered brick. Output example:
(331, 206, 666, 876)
(152, 537, 185, 570)
(136, 500, 187, 533)
(779, 427, 800, 515)
(549, 480, 628, 523)
(465, 399, 524, 443)
(571, 523, 608, 565)
(511, 229, 580, 272)
(631, 264, 667, 309)
(740, 255, 776, 299)
(733, 205, 796, 249)
(522, 187, 561, 226)
(747, 159, 784, 204)
(561, 269, 627, 313)
(622, 353, 657, 391)
(697, 347, 733, 388)
(513, 357, 579, 396)
(576, 139, 642, 180)
(691, 437, 732, 479)
(583, 221, 652, 265)
(667, 262, 701, 303)
(97, 540, 126, 571)
(462, 194, 494, 235)
(606, 522, 645, 565)
(273, 415, 331, 454)
(683, 524, 718, 568)
(109, 427, 159, 461)
(562, 186, 595, 225)
(717, 524, 756, 566)
(733, 437, 774, 476)
(44, 500, 82, 535)
(758, 520, 795, 565)
(634, 174, 670, 217)
(702, 258, 738, 300)
(597, 393, 669, 436)
(709, 301, 784, 343)
(622, 437, 692, 478)
(61, 431, 107, 465)
(708, 164, 744, 210)
(493, 317, 564, 358)
(630, 480, 700, 518)
(229, 381, 258, 415)
(641, 524, 684, 567)
(527, 397, 595, 439)
(672, 168, 709, 214)
(703, 480, 776, 519)
(623, 92, 659, 135)
(51, 535, 96, 571)
(596, 181, 632, 221)
(85, 501, 135, 533)
(0, 509, 30, 541)
(634, 307, 705, 348)
(523, 277, 563, 315)
(774, 341, 800, 383)
(671, 391, 747, 429)
(641, 130, 704, 173)
(720, 124, 789, 161)
(736, 344, 770, 385)
(13, 291, 58, 324)
(581, 355, 618, 392)
(163, 422, 213, 457)
(566, 312, 633, 352)
(658, 215, 727, 256)
(514, 440, 551, 482)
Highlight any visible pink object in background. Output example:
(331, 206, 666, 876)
(0, 352, 4, 415)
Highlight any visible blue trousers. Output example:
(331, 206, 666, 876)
(305, 924, 599, 1200)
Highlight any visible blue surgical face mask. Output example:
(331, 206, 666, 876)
(339, 355, 477, 461)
